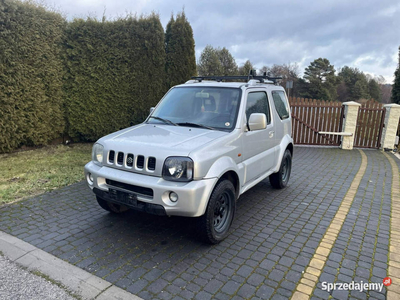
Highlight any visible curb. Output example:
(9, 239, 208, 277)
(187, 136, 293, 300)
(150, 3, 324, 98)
(0, 230, 142, 300)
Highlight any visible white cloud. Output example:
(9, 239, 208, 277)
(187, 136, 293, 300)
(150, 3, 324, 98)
(39, 0, 399, 83)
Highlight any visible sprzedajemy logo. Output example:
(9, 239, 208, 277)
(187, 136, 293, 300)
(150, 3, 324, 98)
(321, 280, 387, 293)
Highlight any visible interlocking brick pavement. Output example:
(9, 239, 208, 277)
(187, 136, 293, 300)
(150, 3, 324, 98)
(1, 147, 396, 299)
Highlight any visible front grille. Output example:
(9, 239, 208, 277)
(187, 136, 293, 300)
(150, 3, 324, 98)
(117, 152, 124, 165)
(106, 179, 153, 197)
(109, 151, 115, 163)
(107, 150, 156, 172)
(137, 155, 144, 169)
(126, 154, 134, 167)
(148, 157, 156, 170)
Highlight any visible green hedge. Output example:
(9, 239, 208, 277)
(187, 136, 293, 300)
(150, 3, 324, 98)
(0, 0, 66, 152)
(0, 1, 196, 152)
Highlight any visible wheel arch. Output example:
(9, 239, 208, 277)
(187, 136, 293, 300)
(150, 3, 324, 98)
(274, 135, 294, 172)
(204, 156, 242, 201)
(286, 142, 293, 158)
(218, 171, 240, 200)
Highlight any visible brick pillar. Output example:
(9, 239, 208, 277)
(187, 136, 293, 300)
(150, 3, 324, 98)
(340, 101, 361, 150)
(380, 104, 400, 151)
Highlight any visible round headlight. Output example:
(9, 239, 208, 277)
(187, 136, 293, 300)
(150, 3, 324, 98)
(162, 157, 194, 182)
(92, 144, 104, 164)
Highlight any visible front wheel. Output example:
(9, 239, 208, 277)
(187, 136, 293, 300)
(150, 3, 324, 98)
(269, 149, 292, 189)
(198, 180, 236, 244)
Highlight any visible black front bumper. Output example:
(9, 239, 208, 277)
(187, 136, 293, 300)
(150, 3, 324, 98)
(93, 188, 166, 216)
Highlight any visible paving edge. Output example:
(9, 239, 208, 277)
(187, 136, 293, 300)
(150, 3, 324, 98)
(382, 152, 400, 299)
(0, 230, 143, 300)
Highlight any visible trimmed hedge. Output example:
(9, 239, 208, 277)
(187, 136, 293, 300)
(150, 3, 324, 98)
(0, 1, 196, 152)
(0, 0, 66, 152)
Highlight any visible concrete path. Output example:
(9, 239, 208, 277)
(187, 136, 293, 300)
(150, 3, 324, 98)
(0, 231, 141, 300)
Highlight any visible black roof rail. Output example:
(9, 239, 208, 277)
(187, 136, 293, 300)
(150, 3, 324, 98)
(191, 70, 283, 84)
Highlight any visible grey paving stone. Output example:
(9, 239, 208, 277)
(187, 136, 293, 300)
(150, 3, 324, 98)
(255, 285, 274, 299)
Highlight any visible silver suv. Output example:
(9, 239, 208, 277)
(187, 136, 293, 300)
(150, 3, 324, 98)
(84, 74, 293, 244)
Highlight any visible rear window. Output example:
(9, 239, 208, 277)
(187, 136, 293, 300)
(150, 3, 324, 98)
(272, 91, 290, 120)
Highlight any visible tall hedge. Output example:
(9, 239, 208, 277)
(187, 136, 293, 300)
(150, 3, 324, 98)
(0, 0, 66, 152)
(64, 15, 166, 141)
(0, 1, 195, 152)
(165, 12, 196, 88)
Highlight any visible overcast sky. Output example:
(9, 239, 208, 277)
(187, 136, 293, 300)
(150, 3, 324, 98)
(46, 0, 400, 83)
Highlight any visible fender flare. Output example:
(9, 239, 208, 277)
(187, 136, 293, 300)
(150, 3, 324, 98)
(274, 134, 294, 173)
(204, 156, 241, 181)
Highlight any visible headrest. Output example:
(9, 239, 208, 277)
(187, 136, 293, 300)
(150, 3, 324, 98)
(204, 96, 216, 111)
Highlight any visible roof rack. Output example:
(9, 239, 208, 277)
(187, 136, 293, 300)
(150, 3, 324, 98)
(191, 70, 283, 84)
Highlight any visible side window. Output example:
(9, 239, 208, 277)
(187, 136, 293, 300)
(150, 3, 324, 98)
(272, 91, 290, 120)
(245, 92, 271, 124)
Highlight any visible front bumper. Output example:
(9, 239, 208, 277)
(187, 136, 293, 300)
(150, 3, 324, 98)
(84, 161, 217, 217)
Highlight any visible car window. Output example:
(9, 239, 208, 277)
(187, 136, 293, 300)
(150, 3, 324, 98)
(245, 91, 271, 124)
(149, 87, 241, 131)
(272, 91, 290, 120)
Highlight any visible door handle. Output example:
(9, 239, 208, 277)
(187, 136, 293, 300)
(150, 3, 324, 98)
(269, 131, 274, 138)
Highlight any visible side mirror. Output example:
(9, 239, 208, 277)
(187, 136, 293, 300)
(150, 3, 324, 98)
(248, 113, 267, 131)
(149, 107, 155, 114)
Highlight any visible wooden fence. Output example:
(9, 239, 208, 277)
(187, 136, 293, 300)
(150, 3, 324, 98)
(289, 97, 344, 146)
(353, 100, 386, 149)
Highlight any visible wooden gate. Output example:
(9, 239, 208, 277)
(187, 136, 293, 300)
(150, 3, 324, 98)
(353, 100, 386, 149)
(289, 97, 344, 146)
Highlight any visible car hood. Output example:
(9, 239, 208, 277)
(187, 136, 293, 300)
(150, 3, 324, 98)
(97, 124, 228, 176)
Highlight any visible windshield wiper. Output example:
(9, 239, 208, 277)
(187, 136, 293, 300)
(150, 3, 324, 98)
(148, 116, 178, 126)
(176, 122, 215, 130)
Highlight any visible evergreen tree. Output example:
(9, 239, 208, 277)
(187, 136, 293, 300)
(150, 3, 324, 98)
(238, 60, 253, 75)
(301, 58, 338, 101)
(338, 66, 372, 101)
(197, 45, 222, 76)
(197, 45, 238, 76)
(368, 79, 382, 102)
(392, 46, 400, 104)
(353, 76, 370, 99)
(218, 47, 238, 75)
(165, 11, 196, 88)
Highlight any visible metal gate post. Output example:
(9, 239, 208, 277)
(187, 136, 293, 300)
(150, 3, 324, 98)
(380, 104, 400, 151)
(340, 101, 361, 150)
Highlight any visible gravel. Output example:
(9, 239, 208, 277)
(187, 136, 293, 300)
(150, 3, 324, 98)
(0, 255, 78, 300)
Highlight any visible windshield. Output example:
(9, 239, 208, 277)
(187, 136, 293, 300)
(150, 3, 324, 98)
(148, 87, 242, 131)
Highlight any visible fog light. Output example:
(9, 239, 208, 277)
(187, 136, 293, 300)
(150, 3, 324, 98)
(169, 192, 178, 202)
(87, 173, 94, 185)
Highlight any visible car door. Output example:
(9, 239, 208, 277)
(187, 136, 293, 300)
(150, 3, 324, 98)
(241, 89, 277, 184)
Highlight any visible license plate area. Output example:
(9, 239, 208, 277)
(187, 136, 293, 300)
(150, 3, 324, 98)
(109, 189, 138, 207)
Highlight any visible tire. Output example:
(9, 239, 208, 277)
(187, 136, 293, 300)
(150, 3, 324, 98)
(269, 149, 292, 189)
(198, 180, 236, 244)
(96, 196, 129, 213)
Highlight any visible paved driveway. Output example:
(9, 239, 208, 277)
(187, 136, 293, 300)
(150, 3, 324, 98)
(0, 147, 398, 300)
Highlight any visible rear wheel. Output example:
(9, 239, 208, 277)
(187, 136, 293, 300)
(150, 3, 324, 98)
(199, 180, 236, 244)
(269, 149, 292, 189)
(96, 196, 129, 213)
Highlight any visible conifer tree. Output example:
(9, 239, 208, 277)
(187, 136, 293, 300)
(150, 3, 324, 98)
(392, 47, 400, 104)
(165, 11, 196, 88)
